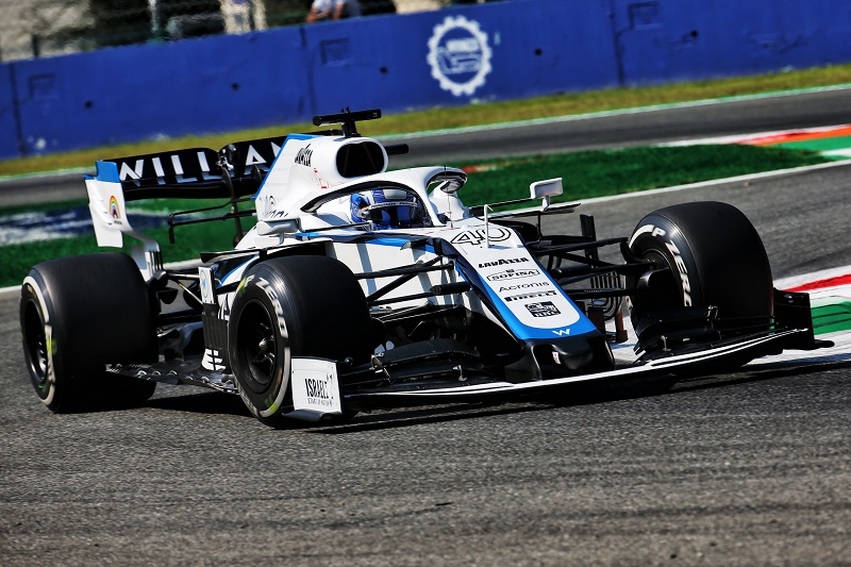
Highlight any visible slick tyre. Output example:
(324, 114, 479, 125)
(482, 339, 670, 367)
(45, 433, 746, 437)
(20, 253, 158, 413)
(628, 201, 773, 373)
(628, 201, 773, 324)
(228, 256, 372, 427)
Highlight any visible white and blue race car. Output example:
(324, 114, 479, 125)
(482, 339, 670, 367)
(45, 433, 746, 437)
(20, 109, 830, 426)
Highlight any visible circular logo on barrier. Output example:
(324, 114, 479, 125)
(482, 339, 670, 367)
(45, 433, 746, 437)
(427, 15, 492, 97)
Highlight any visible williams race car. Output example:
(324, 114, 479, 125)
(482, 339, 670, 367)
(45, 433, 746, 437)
(20, 109, 830, 425)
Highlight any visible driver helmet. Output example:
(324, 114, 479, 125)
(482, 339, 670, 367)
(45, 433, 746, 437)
(350, 188, 424, 229)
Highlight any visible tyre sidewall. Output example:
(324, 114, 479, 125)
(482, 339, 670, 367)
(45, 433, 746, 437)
(630, 214, 703, 309)
(21, 272, 70, 409)
(629, 202, 773, 321)
(229, 270, 293, 422)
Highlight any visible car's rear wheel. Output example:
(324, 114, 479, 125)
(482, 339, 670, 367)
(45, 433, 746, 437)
(628, 201, 773, 365)
(20, 253, 158, 412)
(228, 256, 372, 427)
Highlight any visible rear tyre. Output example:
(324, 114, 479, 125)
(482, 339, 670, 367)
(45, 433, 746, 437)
(228, 256, 372, 427)
(20, 253, 157, 413)
(628, 201, 773, 365)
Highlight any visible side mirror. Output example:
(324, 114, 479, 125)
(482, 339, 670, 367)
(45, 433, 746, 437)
(529, 177, 563, 200)
(436, 178, 465, 195)
(256, 217, 302, 236)
(530, 177, 563, 210)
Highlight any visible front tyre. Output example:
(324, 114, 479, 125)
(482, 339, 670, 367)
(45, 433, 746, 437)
(228, 256, 372, 427)
(20, 253, 157, 412)
(628, 201, 773, 366)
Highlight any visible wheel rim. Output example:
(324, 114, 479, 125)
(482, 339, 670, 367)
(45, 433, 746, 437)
(236, 299, 279, 394)
(22, 300, 50, 393)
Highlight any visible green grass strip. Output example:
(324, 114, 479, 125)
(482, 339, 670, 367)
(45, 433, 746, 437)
(0, 144, 827, 289)
(457, 144, 825, 204)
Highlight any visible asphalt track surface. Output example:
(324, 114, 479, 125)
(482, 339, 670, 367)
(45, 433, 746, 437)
(395, 86, 851, 165)
(1, 93, 850, 565)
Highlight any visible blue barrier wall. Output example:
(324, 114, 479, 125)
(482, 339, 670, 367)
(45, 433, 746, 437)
(2, 0, 850, 160)
(0, 65, 20, 158)
(610, 0, 851, 85)
(7, 28, 311, 158)
(302, 1, 620, 113)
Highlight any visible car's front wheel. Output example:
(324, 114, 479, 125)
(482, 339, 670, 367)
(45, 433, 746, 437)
(628, 201, 774, 365)
(227, 255, 373, 427)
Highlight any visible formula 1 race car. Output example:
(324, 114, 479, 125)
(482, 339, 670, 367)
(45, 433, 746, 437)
(20, 109, 830, 425)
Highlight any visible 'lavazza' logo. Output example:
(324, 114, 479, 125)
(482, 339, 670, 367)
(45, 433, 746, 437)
(427, 15, 492, 97)
(479, 257, 529, 269)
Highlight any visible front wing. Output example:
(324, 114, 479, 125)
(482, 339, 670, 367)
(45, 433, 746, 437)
(109, 327, 828, 419)
(341, 327, 823, 410)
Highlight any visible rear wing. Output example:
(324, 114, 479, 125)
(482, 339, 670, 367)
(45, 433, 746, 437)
(101, 136, 286, 201)
(85, 136, 285, 277)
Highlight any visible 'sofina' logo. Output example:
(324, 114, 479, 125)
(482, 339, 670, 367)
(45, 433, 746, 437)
(427, 15, 492, 97)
